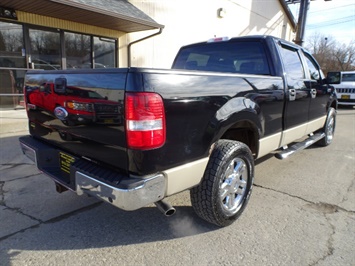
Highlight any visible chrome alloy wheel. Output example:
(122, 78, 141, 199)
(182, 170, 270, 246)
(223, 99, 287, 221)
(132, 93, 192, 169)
(190, 140, 254, 226)
(219, 158, 248, 216)
(325, 116, 335, 144)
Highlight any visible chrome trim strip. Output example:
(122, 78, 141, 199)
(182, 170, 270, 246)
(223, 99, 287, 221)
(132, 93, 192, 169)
(75, 172, 166, 211)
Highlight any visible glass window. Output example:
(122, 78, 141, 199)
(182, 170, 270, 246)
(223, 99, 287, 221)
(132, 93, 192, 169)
(304, 53, 320, 81)
(0, 21, 26, 68)
(327, 72, 341, 83)
(1, 23, 118, 109)
(65, 32, 91, 69)
(94, 37, 115, 68)
(173, 41, 270, 75)
(29, 28, 61, 70)
(280, 45, 305, 80)
(342, 74, 355, 82)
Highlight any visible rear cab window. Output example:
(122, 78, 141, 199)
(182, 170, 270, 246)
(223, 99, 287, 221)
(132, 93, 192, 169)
(172, 40, 271, 75)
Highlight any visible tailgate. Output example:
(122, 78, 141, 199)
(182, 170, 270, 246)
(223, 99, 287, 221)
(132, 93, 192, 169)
(24, 69, 128, 172)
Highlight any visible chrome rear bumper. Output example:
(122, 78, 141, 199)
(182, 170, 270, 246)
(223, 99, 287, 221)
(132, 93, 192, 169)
(19, 136, 166, 211)
(75, 171, 165, 211)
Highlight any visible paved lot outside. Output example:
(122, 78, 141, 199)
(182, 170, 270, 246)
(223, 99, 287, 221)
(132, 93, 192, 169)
(0, 107, 354, 266)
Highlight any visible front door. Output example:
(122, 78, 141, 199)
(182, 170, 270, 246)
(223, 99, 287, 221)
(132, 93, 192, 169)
(278, 43, 312, 146)
(303, 52, 329, 125)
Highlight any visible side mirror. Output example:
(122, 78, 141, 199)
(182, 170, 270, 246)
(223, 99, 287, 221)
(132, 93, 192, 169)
(54, 77, 67, 94)
(326, 72, 341, 84)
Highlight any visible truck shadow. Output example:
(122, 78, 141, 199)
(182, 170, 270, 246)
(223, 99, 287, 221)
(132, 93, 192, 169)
(0, 134, 220, 265)
(0, 203, 219, 265)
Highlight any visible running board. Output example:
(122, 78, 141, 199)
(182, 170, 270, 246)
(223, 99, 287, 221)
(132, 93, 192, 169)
(275, 132, 325, 160)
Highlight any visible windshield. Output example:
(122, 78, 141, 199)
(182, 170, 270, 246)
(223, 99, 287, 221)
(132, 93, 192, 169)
(342, 73, 355, 82)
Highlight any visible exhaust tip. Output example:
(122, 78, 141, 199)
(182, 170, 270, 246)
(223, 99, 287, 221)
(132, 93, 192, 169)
(55, 182, 68, 193)
(155, 200, 176, 217)
(165, 208, 176, 216)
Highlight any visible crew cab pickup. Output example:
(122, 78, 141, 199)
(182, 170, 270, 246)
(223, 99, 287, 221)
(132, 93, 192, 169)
(19, 35, 337, 227)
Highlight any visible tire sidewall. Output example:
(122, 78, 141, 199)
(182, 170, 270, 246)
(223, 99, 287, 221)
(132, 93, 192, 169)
(315, 107, 336, 147)
(211, 141, 254, 226)
(322, 107, 336, 146)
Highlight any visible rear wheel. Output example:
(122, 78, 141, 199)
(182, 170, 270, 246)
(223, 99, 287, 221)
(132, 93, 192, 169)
(190, 140, 254, 227)
(317, 107, 336, 147)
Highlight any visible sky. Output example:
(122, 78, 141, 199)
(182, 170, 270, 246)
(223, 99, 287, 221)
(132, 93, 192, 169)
(288, 0, 355, 45)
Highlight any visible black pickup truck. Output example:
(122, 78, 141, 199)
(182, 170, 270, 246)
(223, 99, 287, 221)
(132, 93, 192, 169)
(19, 35, 337, 227)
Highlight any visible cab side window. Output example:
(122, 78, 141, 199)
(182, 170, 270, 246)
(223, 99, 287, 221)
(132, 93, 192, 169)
(304, 53, 320, 81)
(280, 45, 305, 80)
(44, 84, 52, 94)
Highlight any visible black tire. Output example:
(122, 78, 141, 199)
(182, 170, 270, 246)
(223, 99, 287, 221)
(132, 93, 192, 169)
(317, 107, 336, 147)
(190, 140, 254, 227)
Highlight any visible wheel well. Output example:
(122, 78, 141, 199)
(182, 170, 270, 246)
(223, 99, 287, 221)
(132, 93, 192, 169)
(330, 100, 337, 110)
(220, 121, 258, 157)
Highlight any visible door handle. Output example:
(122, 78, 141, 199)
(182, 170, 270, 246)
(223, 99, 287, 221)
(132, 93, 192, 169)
(311, 89, 317, 99)
(289, 89, 296, 101)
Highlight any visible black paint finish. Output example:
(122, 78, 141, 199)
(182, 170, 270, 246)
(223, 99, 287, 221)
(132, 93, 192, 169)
(23, 36, 337, 177)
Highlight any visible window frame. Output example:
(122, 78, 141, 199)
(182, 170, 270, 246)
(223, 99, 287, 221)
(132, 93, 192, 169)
(279, 43, 306, 81)
(0, 19, 118, 70)
(0, 20, 26, 69)
(303, 52, 321, 81)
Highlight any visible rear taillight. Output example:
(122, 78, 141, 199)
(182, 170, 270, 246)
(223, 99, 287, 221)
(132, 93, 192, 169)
(125, 92, 166, 150)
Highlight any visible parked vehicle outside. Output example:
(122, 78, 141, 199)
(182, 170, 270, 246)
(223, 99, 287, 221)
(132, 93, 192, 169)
(19, 35, 338, 227)
(327, 71, 355, 106)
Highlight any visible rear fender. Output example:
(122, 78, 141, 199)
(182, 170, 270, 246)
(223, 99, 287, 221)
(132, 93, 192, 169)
(206, 97, 262, 156)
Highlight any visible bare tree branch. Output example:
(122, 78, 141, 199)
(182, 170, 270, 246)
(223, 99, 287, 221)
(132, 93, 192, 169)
(305, 32, 355, 74)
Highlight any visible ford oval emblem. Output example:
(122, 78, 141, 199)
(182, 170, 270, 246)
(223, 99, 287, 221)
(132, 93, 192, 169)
(54, 107, 68, 120)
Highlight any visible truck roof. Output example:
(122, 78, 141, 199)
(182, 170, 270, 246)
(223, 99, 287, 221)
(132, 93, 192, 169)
(182, 35, 291, 46)
(179, 35, 306, 53)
